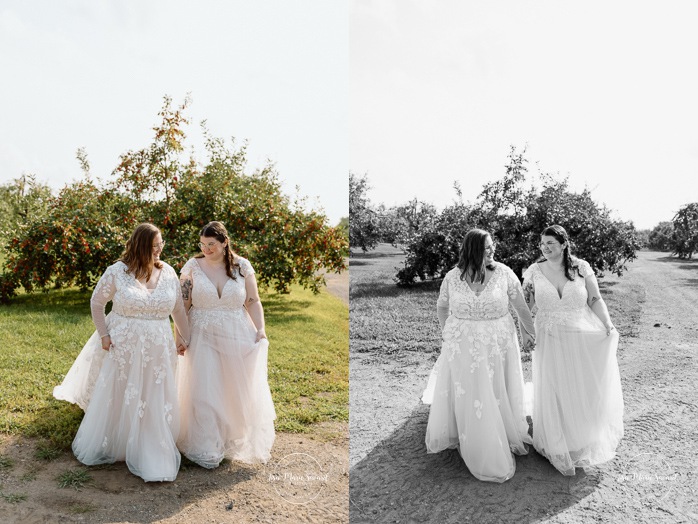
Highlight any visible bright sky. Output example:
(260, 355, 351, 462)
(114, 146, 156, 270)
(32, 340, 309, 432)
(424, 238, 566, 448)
(350, 0, 698, 230)
(0, 0, 348, 225)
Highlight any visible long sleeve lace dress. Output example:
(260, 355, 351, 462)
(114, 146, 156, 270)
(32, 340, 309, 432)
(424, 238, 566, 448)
(53, 261, 190, 482)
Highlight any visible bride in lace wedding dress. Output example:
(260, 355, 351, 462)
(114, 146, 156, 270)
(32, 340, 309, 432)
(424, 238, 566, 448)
(523, 225, 623, 476)
(53, 223, 191, 482)
(422, 229, 536, 482)
(176, 221, 276, 468)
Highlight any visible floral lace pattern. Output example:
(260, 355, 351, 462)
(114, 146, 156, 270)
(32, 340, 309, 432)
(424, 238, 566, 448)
(95, 262, 185, 320)
(424, 262, 533, 482)
(438, 263, 524, 321)
(522, 258, 624, 475)
(53, 261, 187, 481)
(522, 260, 593, 333)
(176, 256, 276, 467)
(181, 257, 252, 313)
(522, 260, 592, 312)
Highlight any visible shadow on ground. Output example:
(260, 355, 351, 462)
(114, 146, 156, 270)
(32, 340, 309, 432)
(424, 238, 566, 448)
(350, 250, 406, 259)
(350, 404, 599, 524)
(653, 255, 698, 267)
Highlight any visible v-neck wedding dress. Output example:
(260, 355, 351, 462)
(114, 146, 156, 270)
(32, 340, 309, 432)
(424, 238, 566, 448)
(176, 257, 276, 468)
(523, 260, 623, 475)
(53, 261, 190, 481)
(422, 262, 535, 482)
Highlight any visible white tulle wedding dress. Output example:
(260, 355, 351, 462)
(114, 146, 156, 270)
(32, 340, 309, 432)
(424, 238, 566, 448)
(523, 259, 624, 475)
(53, 261, 189, 482)
(176, 257, 276, 468)
(422, 262, 534, 482)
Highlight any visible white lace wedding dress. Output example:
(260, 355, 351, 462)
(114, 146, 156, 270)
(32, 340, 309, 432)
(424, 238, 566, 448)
(523, 260, 623, 475)
(53, 261, 190, 482)
(176, 257, 276, 468)
(423, 262, 534, 482)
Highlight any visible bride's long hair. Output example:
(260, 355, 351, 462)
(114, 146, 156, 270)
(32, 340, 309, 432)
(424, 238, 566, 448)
(119, 223, 163, 282)
(195, 221, 243, 280)
(457, 228, 495, 284)
(539, 224, 579, 281)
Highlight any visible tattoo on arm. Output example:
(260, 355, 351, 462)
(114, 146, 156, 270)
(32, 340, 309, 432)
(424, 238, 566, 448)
(247, 296, 259, 304)
(590, 295, 600, 305)
(523, 282, 534, 304)
(181, 279, 192, 301)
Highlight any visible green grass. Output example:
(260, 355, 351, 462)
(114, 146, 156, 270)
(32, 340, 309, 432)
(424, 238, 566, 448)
(265, 286, 348, 431)
(0, 289, 93, 448)
(20, 470, 37, 482)
(0, 283, 348, 448)
(56, 468, 92, 490)
(0, 454, 14, 470)
(0, 490, 28, 503)
(35, 441, 63, 461)
(350, 244, 442, 360)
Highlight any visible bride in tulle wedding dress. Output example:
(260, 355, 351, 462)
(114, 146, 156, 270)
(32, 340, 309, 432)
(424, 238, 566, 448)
(422, 228, 535, 482)
(176, 221, 276, 468)
(53, 223, 190, 482)
(523, 224, 623, 476)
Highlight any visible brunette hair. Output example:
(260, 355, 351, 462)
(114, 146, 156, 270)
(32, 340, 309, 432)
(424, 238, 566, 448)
(457, 228, 495, 284)
(195, 221, 243, 279)
(539, 224, 579, 281)
(119, 223, 163, 281)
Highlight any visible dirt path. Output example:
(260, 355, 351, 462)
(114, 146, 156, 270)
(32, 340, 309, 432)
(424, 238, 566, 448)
(320, 263, 349, 306)
(0, 426, 348, 524)
(350, 251, 697, 523)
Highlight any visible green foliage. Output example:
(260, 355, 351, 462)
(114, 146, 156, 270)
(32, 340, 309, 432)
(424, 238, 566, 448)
(153, 131, 347, 293)
(634, 229, 650, 248)
(377, 199, 439, 247)
(0, 180, 138, 301)
(672, 203, 698, 259)
(395, 201, 472, 283)
(647, 221, 674, 251)
(395, 146, 640, 284)
(337, 216, 349, 240)
(0, 96, 347, 302)
(349, 173, 381, 252)
(0, 175, 52, 243)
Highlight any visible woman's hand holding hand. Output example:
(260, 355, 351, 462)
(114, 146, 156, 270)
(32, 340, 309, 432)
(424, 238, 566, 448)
(522, 332, 536, 352)
(175, 335, 188, 356)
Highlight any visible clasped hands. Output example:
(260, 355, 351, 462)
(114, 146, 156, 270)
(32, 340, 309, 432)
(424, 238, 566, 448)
(175, 335, 188, 356)
(522, 332, 536, 352)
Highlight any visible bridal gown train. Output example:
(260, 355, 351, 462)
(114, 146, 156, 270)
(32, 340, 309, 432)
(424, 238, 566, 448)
(176, 257, 276, 468)
(523, 260, 623, 475)
(423, 262, 534, 482)
(53, 261, 189, 482)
